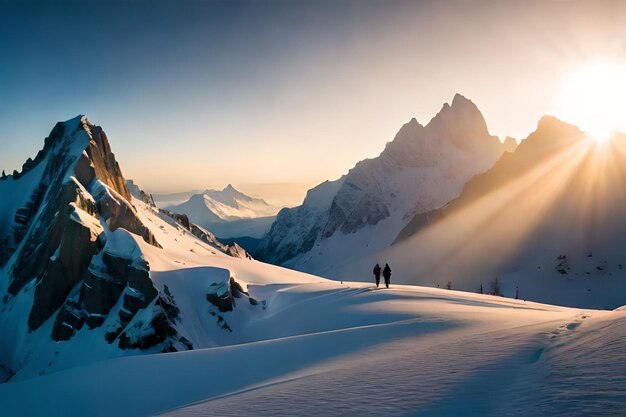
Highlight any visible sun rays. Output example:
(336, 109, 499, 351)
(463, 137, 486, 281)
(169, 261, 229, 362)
(392, 125, 626, 287)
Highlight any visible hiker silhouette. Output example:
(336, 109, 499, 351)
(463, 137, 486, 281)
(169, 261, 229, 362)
(373, 263, 381, 287)
(383, 264, 391, 288)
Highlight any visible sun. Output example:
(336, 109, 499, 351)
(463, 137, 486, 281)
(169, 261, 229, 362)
(553, 62, 626, 143)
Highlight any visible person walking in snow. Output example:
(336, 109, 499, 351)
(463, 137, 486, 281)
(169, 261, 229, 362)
(383, 263, 391, 288)
(373, 263, 381, 288)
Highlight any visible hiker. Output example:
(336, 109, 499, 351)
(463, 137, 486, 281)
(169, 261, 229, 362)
(383, 263, 391, 288)
(373, 263, 381, 287)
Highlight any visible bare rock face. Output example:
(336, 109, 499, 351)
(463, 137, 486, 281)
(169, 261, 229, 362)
(85, 125, 132, 202)
(80, 265, 125, 323)
(28, 204, 103, 330)
(53, 228, 162, 342)
(206, 276, 259, 313)
(95, 185, 161, 248)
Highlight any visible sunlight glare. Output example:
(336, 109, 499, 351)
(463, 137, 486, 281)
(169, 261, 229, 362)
(553, 62, 626, 143)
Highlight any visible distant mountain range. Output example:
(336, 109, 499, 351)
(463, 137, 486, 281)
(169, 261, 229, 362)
(163, 185, 282, 238)
(151, 189, 204, 208)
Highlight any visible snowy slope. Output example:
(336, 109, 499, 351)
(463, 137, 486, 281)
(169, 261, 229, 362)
(1, 115, 625, 417)
(257, 94, 511, 273)
(3, 276, 626, 416)
(329, 117, 626, 309)
(167, 184, 281, 238)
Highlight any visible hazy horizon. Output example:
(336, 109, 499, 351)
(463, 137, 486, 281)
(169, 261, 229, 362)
(146, 181, 318, 208)
(2, 0, 626, 200)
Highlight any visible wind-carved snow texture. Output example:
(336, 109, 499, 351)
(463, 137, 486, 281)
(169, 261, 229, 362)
(257, 94, 511, 275)
(4, 281, 621, 417)
(159, 305, 626, 417)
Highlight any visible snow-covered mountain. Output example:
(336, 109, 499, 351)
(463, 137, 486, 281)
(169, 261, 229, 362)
(256, 94, 513, 272)
(167, 185, 281, 238)
(0, 116, 255, 381)
(330, 116, 626, 309)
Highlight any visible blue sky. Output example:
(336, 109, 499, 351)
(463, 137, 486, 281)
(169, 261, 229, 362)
(2, 0, 626, 198)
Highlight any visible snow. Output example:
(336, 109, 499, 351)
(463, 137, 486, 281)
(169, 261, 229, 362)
(2, 274, 623, 416)
(103, 228, 144, 262)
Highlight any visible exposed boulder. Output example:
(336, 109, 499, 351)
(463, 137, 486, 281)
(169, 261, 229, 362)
(207, 276, 258, 313)
(226, 242, 251, 259)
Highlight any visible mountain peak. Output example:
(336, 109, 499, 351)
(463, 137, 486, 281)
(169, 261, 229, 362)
(224, 183, 236, 192)
(511, 116, 585, 157)
(451, 92, 472, 107)
(424, 94, 494, 150)
(431, 93, 482, 123)
(534, 115, 583, 138)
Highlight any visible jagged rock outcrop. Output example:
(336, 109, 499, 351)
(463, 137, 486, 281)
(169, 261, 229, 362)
(0, 116, 179, 352)
(206, 276, 259, 312)
(126, 179, 156, 206)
